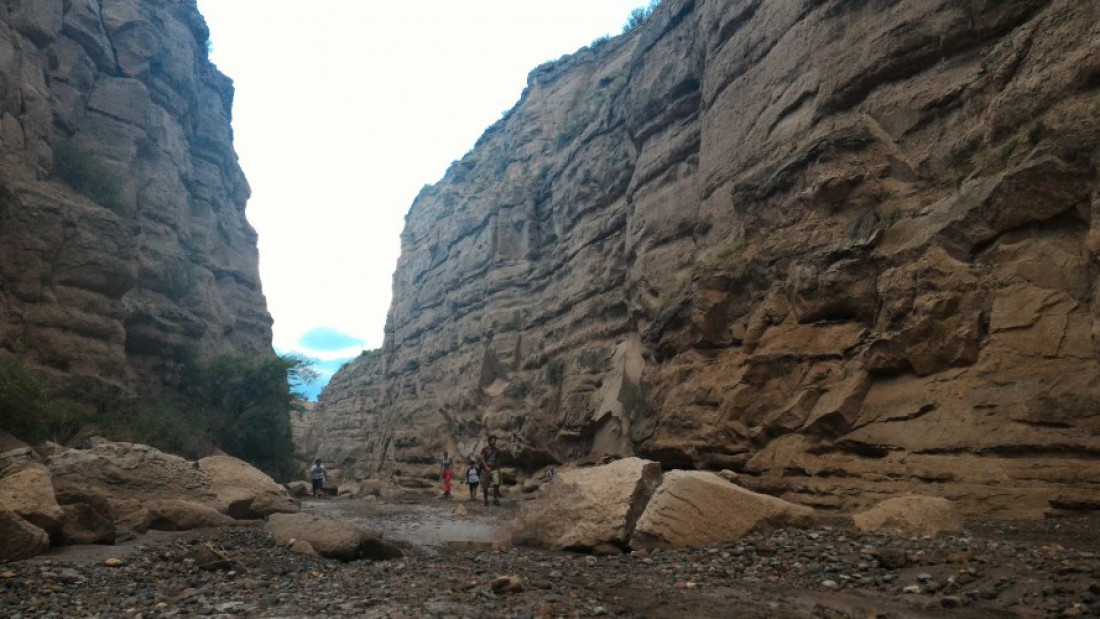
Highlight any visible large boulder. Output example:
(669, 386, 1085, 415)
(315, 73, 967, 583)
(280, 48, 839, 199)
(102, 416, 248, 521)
(0, 451, 63, 535)
(512, 458, 662, 551)
(197, 455, 299, 518)
(631, 471, 816, 550)
(285, 481, 311, 498)
(265, 512, 402, 562)
(0, 508, 49, 562)
(852, 495, 963, 536)
(46, 440, 217, 535)
(45, 440, 299, 537)
(144, 499, 241, 531)
(47, 439, 216, 505)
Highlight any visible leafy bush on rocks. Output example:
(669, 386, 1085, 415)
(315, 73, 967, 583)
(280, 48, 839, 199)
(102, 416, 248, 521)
(623, 0, 660, 34)
(181, 354, 305, 481)
(0, 355, 310, 481)
(0, 359, 95, 444)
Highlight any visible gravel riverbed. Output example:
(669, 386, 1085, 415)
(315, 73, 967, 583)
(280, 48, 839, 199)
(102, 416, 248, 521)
(2, 498, 1098, 618)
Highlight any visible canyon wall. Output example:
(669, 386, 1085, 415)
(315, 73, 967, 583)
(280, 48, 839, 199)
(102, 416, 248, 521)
(309, 0, 1100, 517)
(0, 0, 272, 394)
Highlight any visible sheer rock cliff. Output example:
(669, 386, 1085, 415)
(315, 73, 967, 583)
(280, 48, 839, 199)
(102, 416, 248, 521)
(309, 0, 1100, 517)
(0, 0, 271, 394)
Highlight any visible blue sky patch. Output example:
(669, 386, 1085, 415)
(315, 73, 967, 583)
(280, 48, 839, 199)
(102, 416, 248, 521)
(298, 327, 366, 352)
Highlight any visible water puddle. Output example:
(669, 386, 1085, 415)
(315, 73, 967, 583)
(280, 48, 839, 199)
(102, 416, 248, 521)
(306, 497, 516, 552)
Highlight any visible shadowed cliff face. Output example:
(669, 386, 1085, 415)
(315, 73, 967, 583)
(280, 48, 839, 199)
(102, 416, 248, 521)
(310, 0, 1100, 517)
(0, 0, 271, 393)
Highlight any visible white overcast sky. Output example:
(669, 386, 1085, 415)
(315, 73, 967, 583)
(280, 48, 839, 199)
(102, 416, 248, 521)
(196, 1, 651, 386)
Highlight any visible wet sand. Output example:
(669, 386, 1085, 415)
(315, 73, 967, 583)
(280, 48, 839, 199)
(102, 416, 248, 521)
(312, 495, 517, 551)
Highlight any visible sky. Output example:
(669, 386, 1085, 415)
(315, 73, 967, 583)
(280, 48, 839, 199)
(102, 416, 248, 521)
(196, 1, 654, 397)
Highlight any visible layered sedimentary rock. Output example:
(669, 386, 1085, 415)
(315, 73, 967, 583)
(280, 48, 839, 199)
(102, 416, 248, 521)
(0, 0, 271, 393)
(310, 0, 1100, 518)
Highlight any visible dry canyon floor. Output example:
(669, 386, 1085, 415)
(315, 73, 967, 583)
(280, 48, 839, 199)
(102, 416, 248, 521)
(2, 495, 1099, 618)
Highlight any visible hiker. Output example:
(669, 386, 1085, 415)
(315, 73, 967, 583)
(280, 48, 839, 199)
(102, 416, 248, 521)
(477, 435, 502, 506)
(309, 458, 326, 498)
(466, 459, 480, 500)
(439, 450, 454, 498)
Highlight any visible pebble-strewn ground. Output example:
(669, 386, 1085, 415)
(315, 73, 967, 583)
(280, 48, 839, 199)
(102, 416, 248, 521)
(2, 499, 1099, 618)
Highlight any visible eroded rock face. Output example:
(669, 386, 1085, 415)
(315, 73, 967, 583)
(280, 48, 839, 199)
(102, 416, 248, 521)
(309, 0, 1100, 518)
(0, 0, 271, 395)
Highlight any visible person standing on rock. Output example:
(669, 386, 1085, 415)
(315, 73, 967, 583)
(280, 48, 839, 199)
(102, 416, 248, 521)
(310, 458, 326, 498)
(478, 436, 502, 506)
(439, 451, 454, 498)
(466, 458, 480, 500)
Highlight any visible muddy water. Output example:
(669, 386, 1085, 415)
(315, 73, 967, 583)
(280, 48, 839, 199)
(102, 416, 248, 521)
(307, 497, 519, 552)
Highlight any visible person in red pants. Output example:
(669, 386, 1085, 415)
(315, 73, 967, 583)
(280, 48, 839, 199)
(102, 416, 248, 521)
(439, 451, 454, 498)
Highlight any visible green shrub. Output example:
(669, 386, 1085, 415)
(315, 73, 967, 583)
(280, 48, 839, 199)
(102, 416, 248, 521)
(623, 0, 660, 34)
(1, 359, 62, 442)
(52, 140, 131, 217)
(181, 354, 303, 481)
(0, 359, 97, 445)
(0, 358, 48, 440)
(0, 354, 308, 482)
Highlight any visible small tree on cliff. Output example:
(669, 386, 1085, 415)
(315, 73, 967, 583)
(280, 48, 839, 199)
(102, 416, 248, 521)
(623, 0, 660, 34)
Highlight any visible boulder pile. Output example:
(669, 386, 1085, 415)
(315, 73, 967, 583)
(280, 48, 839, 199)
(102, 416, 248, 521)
(0, 433, 300, 562)
(515, 458, 960, 553)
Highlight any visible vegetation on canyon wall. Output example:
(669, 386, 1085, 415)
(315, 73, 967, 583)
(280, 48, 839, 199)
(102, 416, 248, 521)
(0, 354, 309, 481)
(623, 0, 661, 33)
